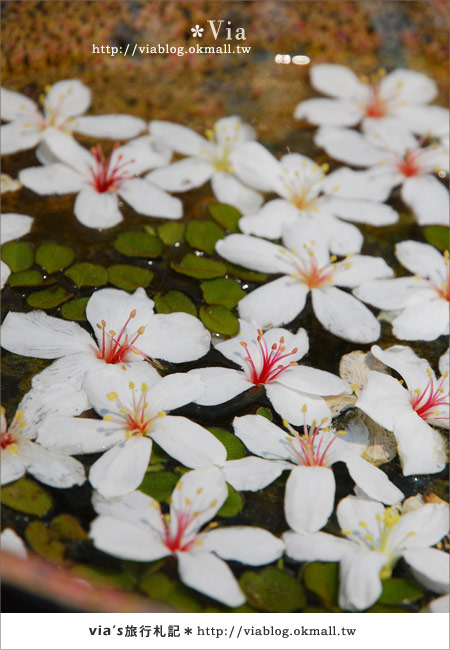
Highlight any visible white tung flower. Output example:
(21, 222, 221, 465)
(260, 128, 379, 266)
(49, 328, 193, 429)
(215, 219, 393, 342)
(18, 130, 179, 229)
(146, 116, 264, 214)
(230, 145, 398, 255)
(315, 118, 449, 226)
(1, 528, 27, 559)
(294, 65, 449, 137)
(356, 345, 448, 476)
(89, 466, 285, 607)
(354, 240, 449, 341)
(1, 212, 33, 289)
(1, 384, 87, 487)
(1, 80, 146, 155)
(1, 287, 211, 390)
(36, 364, 226, 498)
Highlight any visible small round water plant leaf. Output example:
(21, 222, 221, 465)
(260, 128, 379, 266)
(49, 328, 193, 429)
(138, 572, 202, 612)
(60, 297, 89, 321)
(225, 261, 268, 283)
(171, 253, 227, 279)
(35, 243, 75, 273)
(27, 286, 73, 309)
(200, 278, 246, 309)
(239, 567, 306, 612)
(1, 241, 34, 272)
(108, 264, 154, 291)
(138, 471, 179, 502)
(144, 225, 157, 236)
(199, 304, 239, 336)
(65, 263, 108, 288)
(25, 521, 67, 566)
(186, 220, 225, 255)
(8, 270, 47, 287)
(1, 477, 53, 516)
(302, 561, 339, 610)
(423, 225, 449, 252)
(72, 564, 136, 590)
(217, 484, 243, 517)
(208, 203, 241, 232)
(207, 427, 246, 460)
(114, 232, 163, 258)
(378, 578, 423, 604)
(256, 407, 273, 421)
(154, 290, 197, 317)
(49, 514, 87, 541)
(157, 221, 185, 245)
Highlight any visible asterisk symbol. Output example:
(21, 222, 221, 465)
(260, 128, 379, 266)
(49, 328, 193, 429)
(191, 24, 204, 37)
(184, 628, 192, 635)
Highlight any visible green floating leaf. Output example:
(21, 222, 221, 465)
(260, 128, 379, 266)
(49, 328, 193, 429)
(256, 407, 273, 421)
(1, 241, 34, 272)
(8, 270, 46, 287)
(240, 568, 307, 613)
(27, 286, 73, 309)
(171, 253, 227, 279)
(368, 603, 409, 613)
(65, 263, 108, 288)
(139, 471, 179, 502)
(200, 277, 246, 309)
(208, 427, 246, 460)
(1, 477, 53, 516)
(49, 514, 87, 541)
(139, 572, 202, 612)
(72, 564, 136, 590)
(303, 561, 339, 610)
(36, 243, 75, 273)
(379, 578, 423, 605)
(25, 521, 67, 566)
(157, 221, 185, 245)
(199, 304, 239, 336)
(423, 225, 449, 252)
(208, 203, 241, 233)
(144, 225, 157, 236)
(108, 264, 154, 291)
(186, 220, 225, 255)
(226, 261, 267, 283)
(217, 484, 243, 517)
(114, 232, 163, 258)
(60, 297, 89, 321)
(154, 290, 197, 317)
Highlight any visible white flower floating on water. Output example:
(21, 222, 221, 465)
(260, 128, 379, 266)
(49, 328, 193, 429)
(19, 130, 178, 228)
(216, 220, 393, 341)
(0, 528, 27, 558)
(89, 466, 284, 607)
(294, 65, 449, 136)
(188, 319, 348, 426)
(232, 414, 403, 513)
(37, 364, 226, 498)
(1, 384, 87, 488)
(1, 80, 146, 155)
(0, 212, 33, 289)
(354, 241, 449, 341)
(283, 492, 449, 612)
(356, 345, 448, 476)
(146, 116, 264, 214)
(1, 287, 211, 389)
(315, 119, 449, 226)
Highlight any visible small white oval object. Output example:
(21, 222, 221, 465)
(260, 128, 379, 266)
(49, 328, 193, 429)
(275, 54, 291, 64)
(292, 55, 310, 65)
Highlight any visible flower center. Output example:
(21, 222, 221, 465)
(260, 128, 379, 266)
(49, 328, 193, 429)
(161, 511, 202, 553)
(282, 245, 352, 290)
(283, 413, 344, 467)
(364, 86, 389, 118)
(240, 330, 298, 385)
(103, 382, 165, 438)
(201, 126, 237, 173)
(282, 162, 327, 211)
(0, 408, 24, 453)
(95, 310, 147, 364)
(409, 368, 449, 425)
(88, 143, 133, 193)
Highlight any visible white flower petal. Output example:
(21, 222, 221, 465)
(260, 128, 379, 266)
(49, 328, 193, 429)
(1, 528, 27, 558)
(92, 489, 165, 535)
(31, 351, 103, 390)
(238, 276, 309, 328)
(18, 441, 85, 488)
(117, 135, 172, 171)
(239, 199, 300, 239)
(138, 312, 210, 363)
(73, 188, 123, 228)
(314, 212, 364, 255)
(266, 382, 332, 426)
(146, 373, 204, 413)
(311, 64, 367, 99)
(119, 178, 182, 219)
(231, 141, 283, 193)
(335, 255, 394, 288)
(321, 166, 396, 201)
(382, 69, 437, 105)
(1, 452, 25, 485)
(170, 466, 228, 532)
(0, 121, 42, 155)
(338, 550, 386, 611)
(393, 411, 447, 475)
(19, 163, 83, 195)
(428, 594, 449, 613)
(391, 503, 449, 550)
(276, 365, 347, 396)
(312, 287, 381, 343)
(294, 98, 363, 126)
(89, 436, 152, 498)
(401, 175, 449, 226)
(222, 457, 288, 491)
(315, 126, 384, 166)
(394, 105, 450, 137)
(44, 129, 94, 173)
(324, 196, 399, 226)
(343, 455, 404, 505)
(211, 172, 263, 215)
(1, 261, 11, 290)
(356, 370, 412, 430)
(18, 381, 89, 428)
(362, 117, 419, 156)
(37, 416, 123, 455)
(1, 87, 38, 121)
(354, 277, 433, 310)
(44, 79, 91, 120)
(216, 234, 294, 274)
(395, 240, 447, 281)
(90, 515, 169, 561)
(188, 367, 251, 406)
(393, 298, 449, 340)
(1, 310, 93, 359)
(285, 465, 336, 534)
(73, 114, 146, 139)
(204, 526, 284, 565)
(177, 551, 245, 607)
(370, 344, 431, 388)
(150, 120, 208, 156)
(233, 414, 294, 461)
(1, 213, 33, 244)
(403, 548, 449, 594)
(146, 157, 213, 192)
(336, 494, 385, 533)
(283, 530, 353, 562)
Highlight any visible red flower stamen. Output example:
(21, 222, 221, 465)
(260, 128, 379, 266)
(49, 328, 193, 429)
(88, 143, 134, 193)
(240, 331, 298, 385)
(410, 371, 449, 424)
(96, 310, 147, 364)
(285, 416, 340, 467)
